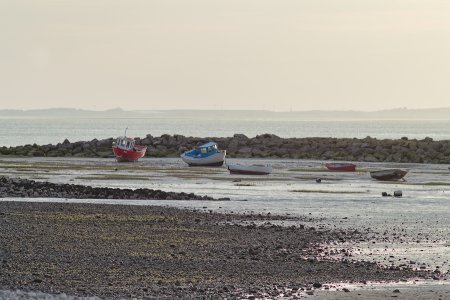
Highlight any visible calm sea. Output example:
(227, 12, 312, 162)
(1, 116, 450, 147)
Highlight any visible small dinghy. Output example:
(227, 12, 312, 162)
(325, 162, 356, 171)
(227, 164, 272, 175)
(181, 142, 226, 166)
(370, 169, 408, 181)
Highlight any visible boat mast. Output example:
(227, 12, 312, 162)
(124, 127, 128, 137)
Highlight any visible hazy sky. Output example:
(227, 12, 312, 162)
(1, 0, 450, 111)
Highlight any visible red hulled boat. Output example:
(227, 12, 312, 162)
(325, 162, 356, 172)
(112, 135, 147, 162)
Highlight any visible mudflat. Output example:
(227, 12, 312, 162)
(0, 201, 424, 299)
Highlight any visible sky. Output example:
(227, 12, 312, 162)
(1, 0, 450, 111)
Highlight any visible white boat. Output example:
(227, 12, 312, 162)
(227, 164, 272, 175)
(181, 142, 226, 166)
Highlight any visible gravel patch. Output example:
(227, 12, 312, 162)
(0, 176, 228, 201)
(0, 201, 426, 299)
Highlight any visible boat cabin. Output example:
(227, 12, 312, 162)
(198, 142, 218, 153)
(189, 142, 220, 157)
(115, 136, 135, 150)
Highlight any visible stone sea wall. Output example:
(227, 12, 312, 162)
(1, 134, 450, 164)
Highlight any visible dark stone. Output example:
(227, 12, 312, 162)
(0, 176, 218, 201)
(2, 134, 450, 164)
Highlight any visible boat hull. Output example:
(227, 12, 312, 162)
(112, 146, 147, 162)
(325, 163, 356, 171)
(228, 164, 272, 175)
(181, 151, 226, 166)
(370, 169, 408, 181)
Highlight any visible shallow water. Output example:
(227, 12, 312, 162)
(1, 157, 449, 274)
(311, 280, 450, 299)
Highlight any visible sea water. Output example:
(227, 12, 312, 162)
(1, 116, 450, 146)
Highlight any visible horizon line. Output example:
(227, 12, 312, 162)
(2, 106, 450, 113)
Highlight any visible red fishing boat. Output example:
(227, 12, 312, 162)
(112, 133, 147, 162)
(325, 162, 356, 172)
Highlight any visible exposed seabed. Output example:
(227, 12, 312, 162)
(1, 157, 449, 298)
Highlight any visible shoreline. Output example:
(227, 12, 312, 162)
(0, 201, 431, 299)
(1, 156, 449, 299)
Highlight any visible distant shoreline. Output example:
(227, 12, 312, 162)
(2, 107, 450, 120)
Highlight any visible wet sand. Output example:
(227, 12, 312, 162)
(1, 157, 449, 298)
(0, 201, 425, 299)
(312, 282, 450, 300)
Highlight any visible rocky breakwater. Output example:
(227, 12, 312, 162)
(0, 176, 226, 201)
(1, 134, 450, 163)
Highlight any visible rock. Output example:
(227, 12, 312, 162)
(364, 154, 378, 162)
(3, 134, 450, 163)
(393, 190, 402, 197)
(0, 176, 217, 201)
(178, 146, 188, 154)
(237, 147, 252, 156)
(248, 247, 260, 255)
(251, 147, 269, 157)
(97, 138, 113, 148)
(233, 133, 248, 139)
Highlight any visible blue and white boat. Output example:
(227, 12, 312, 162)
(181, 142, 226, 166)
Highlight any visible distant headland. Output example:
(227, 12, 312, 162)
(2, 107, 450, 120)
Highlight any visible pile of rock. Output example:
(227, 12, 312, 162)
(1, 134, 450, 164)
(0, 176, 225, 201)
